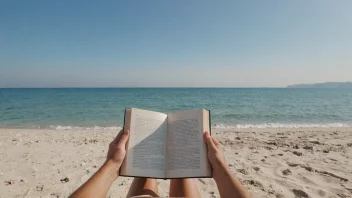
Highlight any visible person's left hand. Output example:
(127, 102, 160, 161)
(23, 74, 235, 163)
(106, 129, 130, 166)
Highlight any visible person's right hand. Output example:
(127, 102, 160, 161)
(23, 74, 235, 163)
(203, 131, 229, 173)
(204, 131, 252, 198)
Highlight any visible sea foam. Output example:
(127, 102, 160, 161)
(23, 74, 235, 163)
(47, 123, 352, 130)
(212, 123, 351, 129)
(50, 125, 122, 130)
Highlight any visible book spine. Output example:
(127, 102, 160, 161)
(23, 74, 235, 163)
(119, 108, 128, 176)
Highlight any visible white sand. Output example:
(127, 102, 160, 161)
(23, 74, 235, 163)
(0, 128, 351, 198)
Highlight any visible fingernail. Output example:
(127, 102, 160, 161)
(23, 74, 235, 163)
(125, 130, 129, 135)
(205, 131, 209, 137)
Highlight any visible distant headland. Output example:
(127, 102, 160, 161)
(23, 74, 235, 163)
(287, 82, 352, 88)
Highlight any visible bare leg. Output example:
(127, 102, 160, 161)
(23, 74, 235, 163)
(126, 178, 159, 197)
(169, 179, 201, 198)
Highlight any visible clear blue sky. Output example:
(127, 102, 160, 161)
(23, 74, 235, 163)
(1, 1, 351, 87)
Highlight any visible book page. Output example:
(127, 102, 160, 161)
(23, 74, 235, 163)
(166, 109, 211, 178)
(120, 108, 168, 178)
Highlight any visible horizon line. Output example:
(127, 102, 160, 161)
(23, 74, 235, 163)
(0, 86, 287, 89)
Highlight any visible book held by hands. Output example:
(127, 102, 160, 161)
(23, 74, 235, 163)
(120, 108, 212, 179)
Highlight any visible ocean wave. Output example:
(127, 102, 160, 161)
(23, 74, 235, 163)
(2, 123, 350, 130)
(212, 123, 351, 129)
(50, 125, 122, 130)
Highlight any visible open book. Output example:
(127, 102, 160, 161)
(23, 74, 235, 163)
(120, 108, 212, 179)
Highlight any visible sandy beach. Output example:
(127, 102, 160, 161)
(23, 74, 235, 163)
(0, 128, 351, 198)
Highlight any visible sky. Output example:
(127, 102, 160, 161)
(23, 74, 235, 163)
(0, 1, 351, 87)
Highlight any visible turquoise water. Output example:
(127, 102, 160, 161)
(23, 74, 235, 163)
(1, 88, 352, 129)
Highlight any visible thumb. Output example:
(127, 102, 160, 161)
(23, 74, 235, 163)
(203, 131, 217, 151)
(117, 130, 129, 148)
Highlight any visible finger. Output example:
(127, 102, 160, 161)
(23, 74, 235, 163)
(212, 137, 221, 148)
(117, 130, 129, 148)
(112, 129, 124, 143)
(203, 131, 217, 151)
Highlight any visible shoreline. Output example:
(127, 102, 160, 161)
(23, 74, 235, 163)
(1, 123, 352, 131)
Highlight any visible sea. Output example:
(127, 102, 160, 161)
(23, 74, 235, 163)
(1, 88, 352, 129)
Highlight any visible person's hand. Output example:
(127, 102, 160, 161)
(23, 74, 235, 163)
(204, 131, 252, 198)
(69, 130, 130, 198)
(203, 131, 229, 174)
(106, 129, 130, 166)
